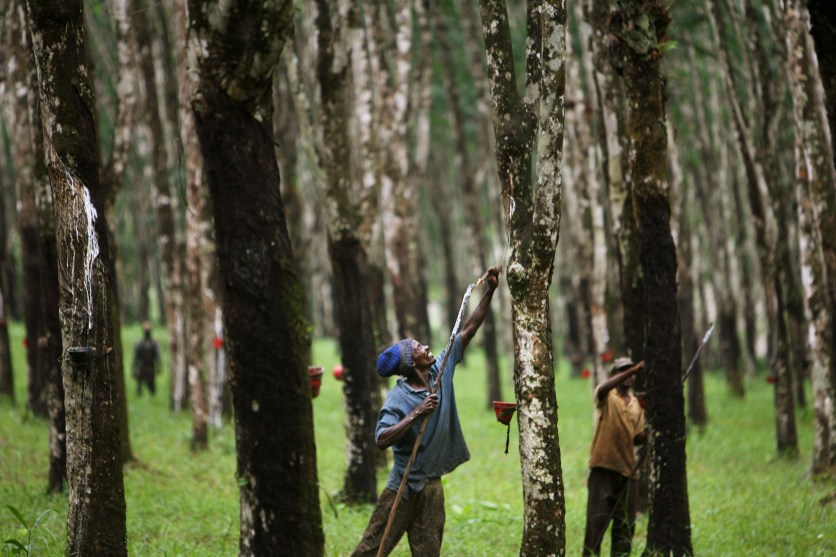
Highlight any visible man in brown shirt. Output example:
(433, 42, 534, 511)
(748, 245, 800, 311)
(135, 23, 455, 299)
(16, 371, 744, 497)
(583, 357, 646, 557)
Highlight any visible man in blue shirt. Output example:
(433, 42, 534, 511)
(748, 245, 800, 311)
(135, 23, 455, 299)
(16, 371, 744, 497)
(352, 267, 500, 557)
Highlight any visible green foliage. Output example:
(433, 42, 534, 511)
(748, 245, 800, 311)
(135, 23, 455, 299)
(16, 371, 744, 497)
(1, 505, 57, 556)
(0, 322, 834, 555)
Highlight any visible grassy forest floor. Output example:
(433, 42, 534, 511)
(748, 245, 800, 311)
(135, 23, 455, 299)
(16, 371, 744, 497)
(1, 322, 834, 556)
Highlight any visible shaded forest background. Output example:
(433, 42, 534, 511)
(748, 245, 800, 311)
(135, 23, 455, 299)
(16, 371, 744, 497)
(1, 0, 835, 555)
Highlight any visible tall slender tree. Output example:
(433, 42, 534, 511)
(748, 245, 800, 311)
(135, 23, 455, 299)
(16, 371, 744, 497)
(808, 1, 836, 143)
(788, 0, 836, 476)
(27, 0, 127, 553)
(610, 0, 692, 554)
(186, 1, 324, 554)
(480, 1, 567, 554)
(313, 0, 378, 503)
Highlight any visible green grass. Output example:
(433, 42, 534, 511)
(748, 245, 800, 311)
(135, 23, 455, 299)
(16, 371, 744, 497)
(1, 321, 834, 555)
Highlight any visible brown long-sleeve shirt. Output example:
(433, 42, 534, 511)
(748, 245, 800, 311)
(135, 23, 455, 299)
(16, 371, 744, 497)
(589, 387, 644, 478)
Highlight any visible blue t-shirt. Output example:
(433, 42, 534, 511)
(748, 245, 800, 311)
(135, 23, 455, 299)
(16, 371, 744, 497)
(376, 334, 470, 497)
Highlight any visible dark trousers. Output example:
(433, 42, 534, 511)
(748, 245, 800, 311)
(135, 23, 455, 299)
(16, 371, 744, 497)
(352, 478, 445, 557)
(136, 373, 156, 396)
(583, 467, 637, 557)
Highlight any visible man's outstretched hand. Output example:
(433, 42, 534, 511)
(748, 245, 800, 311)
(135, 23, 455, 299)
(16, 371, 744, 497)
(484, 266, 501, 291)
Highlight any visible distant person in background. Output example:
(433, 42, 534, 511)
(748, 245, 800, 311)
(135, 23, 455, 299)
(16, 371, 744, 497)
(133, 322, 160, 396)
(583, 357, 646, 557)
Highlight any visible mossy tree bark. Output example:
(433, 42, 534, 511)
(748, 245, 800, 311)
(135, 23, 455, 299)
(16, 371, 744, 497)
(27, 1, 127, 553)
(611, 0, 692, 554)
(808, 1, 836, 144)
(187, 1, 324, 554)
(480, 1, 567, 554)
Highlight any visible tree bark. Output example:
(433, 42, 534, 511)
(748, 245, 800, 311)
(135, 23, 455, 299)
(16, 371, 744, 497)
(185, 138, 210, 452)
(25, 0, 68, 488)
(314, 0, 378, 503)
(27, 1, 127, 553)
(480, 1, 567, 554)
(187, 1, 324, 554)
(611, 1, 692, 554)
(808, 1, 836, 146)
(789, 0, 836, 476)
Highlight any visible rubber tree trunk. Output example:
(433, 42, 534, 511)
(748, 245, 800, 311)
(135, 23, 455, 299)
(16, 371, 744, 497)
(612, 1, 692, 554)
(480, 1, 567, 554)
(170, 0, 210, 451)
(313, 0, 378, 503)
(28, 1, 128, 553)
(185, 144, 210, 451)
(24, 1, 68, 486)
(808, 1, 836, 144)
(187, 2, 324, 554)
(789, 0, 836, 475)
